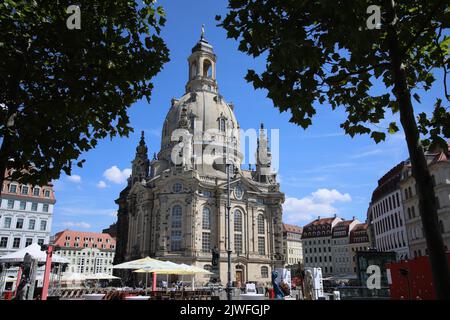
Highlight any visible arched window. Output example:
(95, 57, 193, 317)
(261, 266, 269, 278)
(234, 209, 243, 253)
(190, 61, 197, 78)
(202, 207, 211, 230)
(203, 59, 212, 77)
(234, 210, 242, 232)
(171, 205, 182, 228)
(171, 205, 182, 251)
(219, 118, 226, 132)
(257, 214, 265, 235)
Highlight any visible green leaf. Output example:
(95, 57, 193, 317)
(388, 122, 399, 134)
(371, 131, 386, 143)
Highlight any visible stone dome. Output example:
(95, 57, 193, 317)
(156, 33, 243, 175)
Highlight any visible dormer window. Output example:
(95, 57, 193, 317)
(21, 186, 29, 195)
(9, 184, 17, 193)
(33, 187, 40, 196)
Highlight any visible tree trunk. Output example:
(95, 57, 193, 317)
(385, 0, 450, 300)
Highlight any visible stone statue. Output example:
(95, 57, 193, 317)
(211, 246, 219, 267)
(271, 270, 285, 299)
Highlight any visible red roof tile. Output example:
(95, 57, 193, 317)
(282, 223, 303, 234)
(53, 230, 116, 250)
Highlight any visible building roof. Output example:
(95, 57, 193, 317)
(351, 223, 369, 232)
(350, 223, 370, 244)
(331, 220, 354, 238)
(303, 217, 335, 227)
(282, 223, 303, 234)
(302, 216, 341, 239)
(403, 142, 450, 168)
(371, 161, 404, 203)
(335, 220, 353, 227)
(2, 168, 56, 203)
(53, 230, 116, 250)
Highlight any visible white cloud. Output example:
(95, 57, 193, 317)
(103, 166, 131, 184)
(97, 180, 107, 189)
(311, 188, 352, 203)
(60, 221, 91, 229)
(67, 175, 81, 183)
(350, 149, 383, 159)
(283, 188, 351, 224)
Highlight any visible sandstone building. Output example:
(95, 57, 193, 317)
(114, 32, 285, 285)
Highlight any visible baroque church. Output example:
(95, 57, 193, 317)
(114, 31, 285, 285)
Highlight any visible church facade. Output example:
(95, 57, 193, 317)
(114, 32, 285, 285)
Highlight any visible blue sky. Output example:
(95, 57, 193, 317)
(51, 0, 443, 233)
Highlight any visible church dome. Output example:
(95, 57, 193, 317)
(157, 30, 242, 174)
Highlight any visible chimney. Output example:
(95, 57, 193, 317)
(317, 216, 320, 220)
(352, 216, 355, 220)
(334, 214, 337, 218)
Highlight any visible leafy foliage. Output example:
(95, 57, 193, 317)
(218, 0, 449, 145)
(0, 0, 169, 184)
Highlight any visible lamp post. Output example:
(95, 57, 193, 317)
(225, 123, 235, 301)
(226, 143, 232, 301)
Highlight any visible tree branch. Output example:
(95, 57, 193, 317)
(434, 26, 449, 101)
(400, 0, 445, 58)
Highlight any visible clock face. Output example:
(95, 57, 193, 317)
(234, 185, 244, 200)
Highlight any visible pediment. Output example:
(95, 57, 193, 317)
(128, 180, 147, 195)
(217, 174, 262, 193)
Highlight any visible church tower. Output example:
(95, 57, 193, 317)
(186, 25, 218, 94)
(130, 131, 149, 186)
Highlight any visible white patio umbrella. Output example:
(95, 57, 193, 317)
(113, 257, 183, 289)
(112, 256, 169, 270)
(0, 243, 69, 264)
(178, 264, 213, 290)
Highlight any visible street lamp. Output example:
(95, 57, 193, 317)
(225, 124, 237, 301)
(226, 159, 232, 300)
